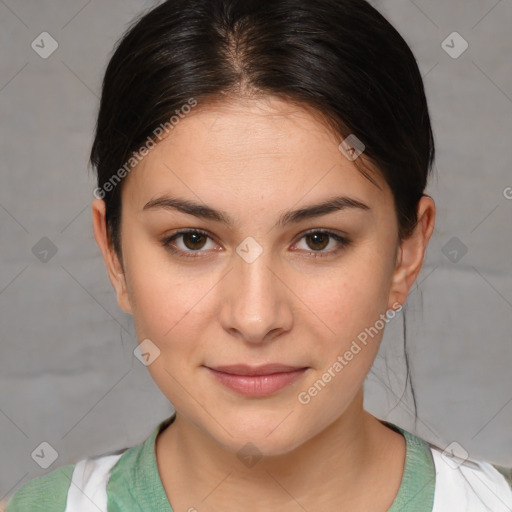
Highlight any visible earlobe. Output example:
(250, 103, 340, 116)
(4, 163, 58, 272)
(91, 198, 133, 315)
(388, 196, 436, 309)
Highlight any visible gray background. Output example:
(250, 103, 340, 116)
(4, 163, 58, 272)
(1, 0, 511, 503)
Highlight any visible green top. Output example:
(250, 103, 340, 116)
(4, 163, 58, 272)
(0, 414, 462, 512)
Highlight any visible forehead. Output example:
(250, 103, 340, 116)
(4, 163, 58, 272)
(122, 96, 391, 215)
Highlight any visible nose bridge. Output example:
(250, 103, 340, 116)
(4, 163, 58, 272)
(220, 237, 291, 343)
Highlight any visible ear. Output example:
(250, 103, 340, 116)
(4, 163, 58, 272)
(388, 195, 436, 310)
(91, 198, 133, 315)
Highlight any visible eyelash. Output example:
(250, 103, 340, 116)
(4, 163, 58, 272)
(160, 228, 351, 260)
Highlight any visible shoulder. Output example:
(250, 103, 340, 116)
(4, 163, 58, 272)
(429, 443, 512, 511)
(4, 449, 130, 512)
(3, 416, 173, 512)
(2, 416, 172, 512)
(3, 464, 75, 512)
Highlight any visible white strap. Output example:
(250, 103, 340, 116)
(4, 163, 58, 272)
(431, 447, 512, 512)
(64, 452, 124, 512)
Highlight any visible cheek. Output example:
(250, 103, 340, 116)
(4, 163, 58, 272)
(294, 266, 393, 419)
(125, 257, 207, 406)
(124, 251, 218, 379)
(122, 237, 188, 340)
(302, 259, 393, 343)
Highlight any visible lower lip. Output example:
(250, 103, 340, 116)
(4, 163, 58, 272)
(206, 367, 308, 397)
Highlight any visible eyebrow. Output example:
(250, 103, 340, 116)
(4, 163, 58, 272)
(142, 194, 371, 228)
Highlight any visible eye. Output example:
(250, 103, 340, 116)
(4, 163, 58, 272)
(160, 228, 351, 259)
(161, 229, 217, 258)
(292, 229, 350, 258)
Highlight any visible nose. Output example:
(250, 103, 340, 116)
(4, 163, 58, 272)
(219, 246, 294, 344)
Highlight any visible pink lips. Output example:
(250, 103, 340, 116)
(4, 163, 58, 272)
(205, 364, 308, 397)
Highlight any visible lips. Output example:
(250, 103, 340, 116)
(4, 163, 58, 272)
(204, 364, 309, 397)
(208, 363, 306, 376)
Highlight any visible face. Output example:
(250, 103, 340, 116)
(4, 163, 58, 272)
(93, 96, 433, 457)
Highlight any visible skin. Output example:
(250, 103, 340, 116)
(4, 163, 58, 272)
(92, 95, 435, 511)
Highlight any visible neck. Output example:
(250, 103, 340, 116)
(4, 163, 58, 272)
(156, 390, 405, 511)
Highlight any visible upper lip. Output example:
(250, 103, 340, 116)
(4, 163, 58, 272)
(207, 364, 307, 376)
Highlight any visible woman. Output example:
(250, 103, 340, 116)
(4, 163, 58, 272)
(5, 0, 512, 510)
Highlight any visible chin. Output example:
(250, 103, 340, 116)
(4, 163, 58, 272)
(217, 419, 309, 458)
(223, 435, 302, 459)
